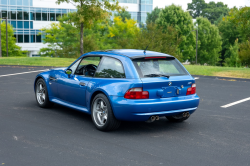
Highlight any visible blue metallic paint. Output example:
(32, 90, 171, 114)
(34, 50, 200, 121)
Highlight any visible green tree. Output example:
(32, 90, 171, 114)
(106, 16, 140, 49)
(114, 8, 131, 22)
(187, 0, 229, 24)
(218, 17, 240, 63)
(224, 39, 241, 67)
(0, 20, 27, 57)
(132, 24, 182, 60)
(39, 14, 99, 58)
(187, 0, 207, 18)
(56, 0, 121, 55)
(156, 4, 196, 61)
(239, 39, 250, 66)
(195, 17, 222, 65)
(202, 2, 230, 24)
(226, 7, 250, 40)
(146, 7, 161, 24)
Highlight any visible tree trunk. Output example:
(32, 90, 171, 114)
(80, 23, 84, 55)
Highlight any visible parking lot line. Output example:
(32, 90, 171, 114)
(194, 77, 199, 80)
(0, 69, 49, 78)
(221, 97, 250, 108)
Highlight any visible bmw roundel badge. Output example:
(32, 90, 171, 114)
(168, 82, 172, 86)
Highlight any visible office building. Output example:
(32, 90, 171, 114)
(0, 0, 153, 57)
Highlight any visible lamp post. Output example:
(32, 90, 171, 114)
(192, 29, 198, 64)
(2, 17, 8, 57)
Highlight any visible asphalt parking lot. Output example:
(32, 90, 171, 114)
(0, 66, 250, 166)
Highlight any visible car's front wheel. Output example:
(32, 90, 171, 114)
(35, 78, 53, 108)
(91, 94, 121, 131)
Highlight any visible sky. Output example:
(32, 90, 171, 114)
(153, 0, 248, 10)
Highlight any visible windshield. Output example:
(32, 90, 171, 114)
(132, 58, 188, 78)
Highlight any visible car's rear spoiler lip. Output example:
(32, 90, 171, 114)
(129, 55, 175, 60)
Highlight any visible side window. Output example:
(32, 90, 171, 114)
(95, 57, 125, 78)
(69, 59, 81, 74)
(75, 56, 101, 77)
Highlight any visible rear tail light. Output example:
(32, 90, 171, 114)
(186, 83, 196, 95)
(124, 88, 149, 99)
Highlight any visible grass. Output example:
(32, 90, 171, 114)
(0, 57, 249, 79)
(184, 65, 250, 79)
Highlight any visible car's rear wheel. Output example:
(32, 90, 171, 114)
(91, 94, 121, 131)
(35, 78, 53, 108)
(166, 115, 189, 122)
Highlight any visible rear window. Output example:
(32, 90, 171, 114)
(133, 57, 188, 78)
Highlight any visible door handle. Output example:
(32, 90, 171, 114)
(79, 82, 86, 86)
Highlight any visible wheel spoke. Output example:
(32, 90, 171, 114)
(39, 84, 43, 91)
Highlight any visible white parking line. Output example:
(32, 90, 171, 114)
(0, 69, 49, 78)
(194, 77, 199, 80)
(221, 97, 250, 108)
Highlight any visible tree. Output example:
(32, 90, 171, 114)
(39, 14, 99, 58)
(239, 39, 250, 66)
(202, 1, 230, 24)
(132, 23, 182, 60)
(114, 8, 131, 22)
(56, 0, 121, 55)
(187, 0, 230, 24)
(156, 4, 196, 62)
(187, 0, 207, 18)
(218, 17, 240, 64)
(225, 7, 250, 40)
(224, 39, 241, 67)
(146, 7, 161, 24)
(0, 21, 27, 57)
(195, 17, 222, 65)
(106, 16, 140, 49)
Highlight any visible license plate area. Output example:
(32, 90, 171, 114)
(162, 87, 177, 98)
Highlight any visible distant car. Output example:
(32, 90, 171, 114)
(34, 49, 200, 131)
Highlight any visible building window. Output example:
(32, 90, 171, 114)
(11, 21, 16, 28)
(30, 21, 33, 29)
(14, 35, 17, 42)
(2, 10, 7, 18)
(17, 21, 23, 28)
(36, 8, 41, 20)
(30, 0, 33, 6)
(24, 21, 29, 28)
(10, 0, 16, 5)
(42, 8, 48, 21)
(10, 11, 17, 19)
(36, 35, 41, 42)
(50, 13, 55, 21)
(23, 7, 29, 20)
(18, 35, 23, 43)
(23, 0, 29, 6)
(17, 10, 23, 20)
(30, 8, 35, 20)
(24, 35, 29, 43)
(17, 0, 22, 6)
(30, 35, 35, 43)
(1, 0, 7, 5)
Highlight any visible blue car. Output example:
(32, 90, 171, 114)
(34, 49, 199, 131)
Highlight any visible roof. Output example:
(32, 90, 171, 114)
(90, 49, 173, 59)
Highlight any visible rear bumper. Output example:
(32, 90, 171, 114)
(110, 94, 200, 121)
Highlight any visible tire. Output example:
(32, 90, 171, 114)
(91, 94, 121, 131)
(35, 78, 53, 108)
(166, 115, 189, 122)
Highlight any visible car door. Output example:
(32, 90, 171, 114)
(57, 56, 102, 107)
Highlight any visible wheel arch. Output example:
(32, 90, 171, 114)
(34, 75, 45, 92)
(89, 89, 115, 115)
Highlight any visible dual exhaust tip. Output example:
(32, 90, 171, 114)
(146, 112, 190, 123)
(146, 115, 160, 123)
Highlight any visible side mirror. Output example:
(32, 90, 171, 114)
(65, 69, 72, 76)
